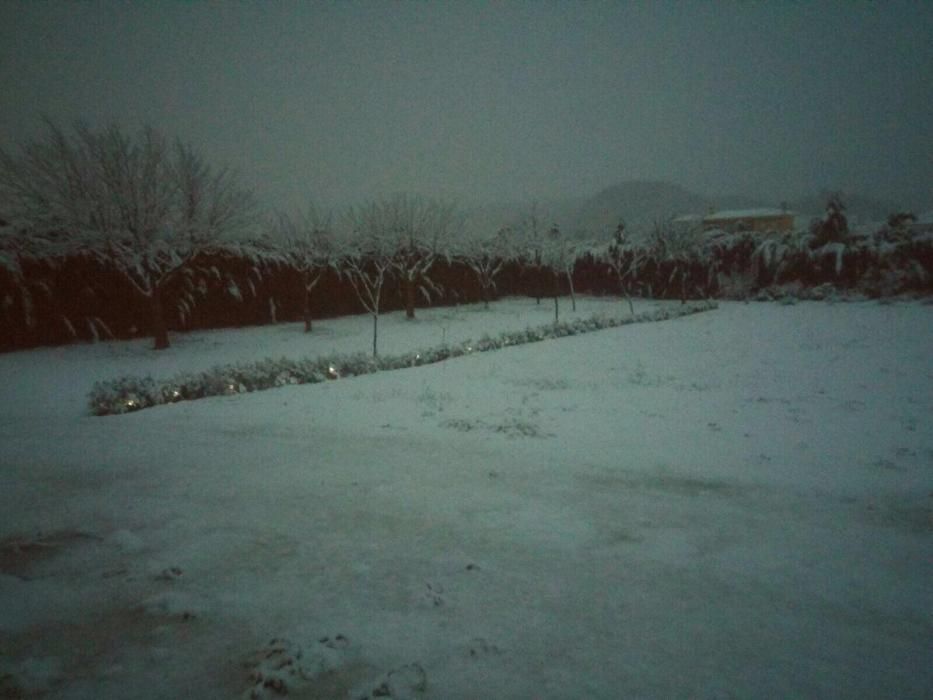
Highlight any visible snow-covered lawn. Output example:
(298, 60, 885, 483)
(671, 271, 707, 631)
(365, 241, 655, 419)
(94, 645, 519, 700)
(1, 296, 930, 698)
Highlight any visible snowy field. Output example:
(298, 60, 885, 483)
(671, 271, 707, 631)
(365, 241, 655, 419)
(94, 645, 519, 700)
(0, 296, 931, 698)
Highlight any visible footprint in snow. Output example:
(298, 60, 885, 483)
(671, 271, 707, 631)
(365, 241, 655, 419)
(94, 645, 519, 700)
(467, 637, 502, 659)
(354, 662, 427, 700)
(242, 634, 352, 699)
(423, 582, 444, 607)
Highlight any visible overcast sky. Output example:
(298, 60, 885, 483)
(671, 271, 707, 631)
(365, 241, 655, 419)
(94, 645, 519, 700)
(1, 1, 931, 212)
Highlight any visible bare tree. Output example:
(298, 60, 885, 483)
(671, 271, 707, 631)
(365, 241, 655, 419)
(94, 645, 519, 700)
(0, 119, 258, 349)
(517, 202, 546, 304)
(541, 224, 564, 323)
(459, 226, 517, 309)
(340, 202, 396, 357)
(381, 194, 460, 319)
(544, 224, 586, 315)
(649, 218, 705, 303)
(273, 202, 335, 332)
(604, 220, 643, 315)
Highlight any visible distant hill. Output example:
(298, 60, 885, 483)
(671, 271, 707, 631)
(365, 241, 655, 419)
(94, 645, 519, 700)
(573, 181, 716, 235)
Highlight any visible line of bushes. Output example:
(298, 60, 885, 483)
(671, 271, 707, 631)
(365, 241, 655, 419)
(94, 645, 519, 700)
(88, 300, 717, 416)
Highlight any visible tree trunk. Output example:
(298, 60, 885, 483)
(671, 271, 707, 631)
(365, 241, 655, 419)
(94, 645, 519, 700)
(566, 271, 576, 311)
(303, 284, 313, 333)
(481, 281, 490, 309)
(552, 272, 560, 324)
(372, 313, 379, 357)
(151, 286, 170, 350)
(405, 276, 416, 319)
(620, 277, 635, 316)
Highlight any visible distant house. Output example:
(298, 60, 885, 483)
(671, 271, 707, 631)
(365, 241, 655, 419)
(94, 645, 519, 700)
(674, 207, 795, 233)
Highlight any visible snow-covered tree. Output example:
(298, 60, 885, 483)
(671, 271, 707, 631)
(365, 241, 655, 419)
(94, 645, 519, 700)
(380, 194, 460, 319)
(542, 224, 588, 316)
(811, 192, 849, 246)
(273, 202, 336, 332)
(540, 224, 565, 323)
(516, 202, 547, 304)
(340, 203, 396, 357)
(0, 120, 258, 349)
(458, 226, 517, 309)
(649, 218, 705, 303)
(604, 220, 643, 315)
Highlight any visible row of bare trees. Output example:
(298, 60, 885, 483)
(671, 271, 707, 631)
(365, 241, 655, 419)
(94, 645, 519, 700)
(270, 196, 596, 355)
(2, 120, 714, 356)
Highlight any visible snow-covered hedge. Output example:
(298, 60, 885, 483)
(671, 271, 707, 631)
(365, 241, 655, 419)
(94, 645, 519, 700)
(88, 301, 717, 416)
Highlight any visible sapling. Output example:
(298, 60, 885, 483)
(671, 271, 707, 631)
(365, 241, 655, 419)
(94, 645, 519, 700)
(604, 221, 642, 316)
(340, 203, 395, 357)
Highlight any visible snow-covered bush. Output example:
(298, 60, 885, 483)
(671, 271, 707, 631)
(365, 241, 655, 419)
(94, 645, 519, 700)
(89, 376, 162, 415)
(88, 301, 717, 415)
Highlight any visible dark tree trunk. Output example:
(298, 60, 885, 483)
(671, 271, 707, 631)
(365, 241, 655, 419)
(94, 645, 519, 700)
(372, 313, 379, 357)
(151, 286, 170, 350)
(303, 283, 313, 333)
(617, 275, 636, 316)
(552, 272, 560, 324)
(405, 277, 416, 319)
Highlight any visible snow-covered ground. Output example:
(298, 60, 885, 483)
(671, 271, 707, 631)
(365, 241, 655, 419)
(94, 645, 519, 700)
(1, 296, 930, 698)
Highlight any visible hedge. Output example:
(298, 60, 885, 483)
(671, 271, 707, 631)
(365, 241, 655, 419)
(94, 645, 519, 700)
(89, 300, 717, 416)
